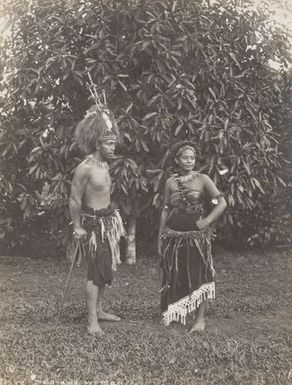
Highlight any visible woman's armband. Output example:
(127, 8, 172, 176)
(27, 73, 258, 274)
(211, 193, 224, 204)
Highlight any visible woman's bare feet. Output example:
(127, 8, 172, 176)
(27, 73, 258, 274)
(97, 310, 121, 322)
(189, 301, 207, 333)
(189, 319, 206, 333)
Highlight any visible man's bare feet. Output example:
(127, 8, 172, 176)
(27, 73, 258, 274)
(87, 321, 104, 336)
(87, 315, 104, 336)
(97, 310, 121, 322)
(189, 319, 206, 333)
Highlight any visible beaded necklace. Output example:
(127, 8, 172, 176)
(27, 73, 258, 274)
(176, 171, 198, 184)
(175, 171, 201, 211)
(88, 154, 109, 169)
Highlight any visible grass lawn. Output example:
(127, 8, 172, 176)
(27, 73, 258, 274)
(0, 248, 291, 385)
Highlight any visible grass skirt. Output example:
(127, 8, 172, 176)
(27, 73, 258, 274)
(67, 206, 125, 286)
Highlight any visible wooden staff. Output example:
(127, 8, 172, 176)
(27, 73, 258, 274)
(56, 241, 80, 323)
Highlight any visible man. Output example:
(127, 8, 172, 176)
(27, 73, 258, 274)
(69, 105, 125, 335)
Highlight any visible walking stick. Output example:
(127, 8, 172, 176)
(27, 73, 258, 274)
(56, 241, 80, 323)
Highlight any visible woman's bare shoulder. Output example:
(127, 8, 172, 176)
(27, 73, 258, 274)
(198, 173, 213, 183)
(165, 176, 178, 188)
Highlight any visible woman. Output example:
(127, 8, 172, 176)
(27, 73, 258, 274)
(158, 141, 227, 332)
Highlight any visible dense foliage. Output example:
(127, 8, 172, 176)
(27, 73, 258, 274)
(0, 0, 291, 255)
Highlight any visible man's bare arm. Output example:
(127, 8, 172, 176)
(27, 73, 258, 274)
(69, 164, 90, 231)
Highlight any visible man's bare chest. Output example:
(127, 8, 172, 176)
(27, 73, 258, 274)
(88, 169, 111, 191)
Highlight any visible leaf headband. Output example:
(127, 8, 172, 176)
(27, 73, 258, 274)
(176, 145, 196, 158)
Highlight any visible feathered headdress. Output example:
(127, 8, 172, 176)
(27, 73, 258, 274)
(86, 72, 119, 141)
(75, 74, 119, 154)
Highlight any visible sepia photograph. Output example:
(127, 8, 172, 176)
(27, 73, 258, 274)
(0, 0, 291, 384)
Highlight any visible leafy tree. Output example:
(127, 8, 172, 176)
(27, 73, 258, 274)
(0, 0, 291, 259)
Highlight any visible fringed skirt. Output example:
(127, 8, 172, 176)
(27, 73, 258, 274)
(160, 212, 215, 325)
(67, 206, 125, 287)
